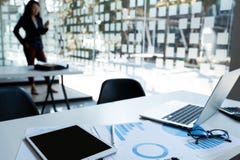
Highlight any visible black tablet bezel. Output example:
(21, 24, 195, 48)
(25, 125, 117, 160)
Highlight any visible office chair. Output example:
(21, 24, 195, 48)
(97, 78, 145, 104)
(0, 86, 39, 121)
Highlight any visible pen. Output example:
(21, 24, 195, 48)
(111, 125, 115, 146)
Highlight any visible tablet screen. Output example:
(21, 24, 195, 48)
(26, 125, 116, 160)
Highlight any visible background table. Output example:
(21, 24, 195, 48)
(0, 65, 83, 113)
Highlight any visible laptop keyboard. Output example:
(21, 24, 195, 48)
(162, 104, 204, 125)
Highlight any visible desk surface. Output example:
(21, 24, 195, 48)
(0, 91, 240, 160)
(0, 65, 82, 78)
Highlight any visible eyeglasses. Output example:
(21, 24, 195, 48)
(187, 128, 232, 144)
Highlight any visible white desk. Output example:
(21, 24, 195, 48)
(0, 65, 83, 113)
(0, 91, 239, 160)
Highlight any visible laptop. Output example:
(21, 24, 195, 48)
(140, 68, 240, 129)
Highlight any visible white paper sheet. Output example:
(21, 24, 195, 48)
(110, 2, 115, 11)
(179, 18, 188, 29)
(100, 4, 104, 12)
(130, 0, 136, 7)
(216, 49, 227, 60)
(136, 34, 142, 42)
(149, 8, 156, 17)
(116, 23, 121, 31)
(167, 33, 175, 44)
(166, 47, 175, 57)
(122, 44, 127, 52)
(116, 12, 121, 20)
(220, 0, 233, 11)
(129, 45, 134, 53)
(204, 17, 215, 28)
(217, 32, 229, 45)
(158, 7, 167, 17)
(188, 48, 198, 58)
(110, 23, 115, 31)
(16, 126, 61, 160)
(105, 13, 110, 21)
(117, 1, 121, 9)
(191, 1, 202, 14)
(180, 3, 189, 15)
(158, 19, 166, 30)
(149, 0, 156, 5)
(95, 121, 240, 160)
(202, 33, 215, 44)
(191, 18, 201, 29)
(137, 0, 144, 6)
(16, 125, 102, 160)
(136, 45, 142, 53)
(130, 10, 136, 18)
(169, 5, 177, 16)
(149, 21, 156, 30)
(190, 33, 199, 44)
(157, 33, 165, 43)
(177, 47, 186, 58)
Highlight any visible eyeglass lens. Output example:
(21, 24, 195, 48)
(188, 128, 231, 144)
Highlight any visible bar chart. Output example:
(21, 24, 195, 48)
(186, 138, 225, 150)
(106, 122, 144, 141)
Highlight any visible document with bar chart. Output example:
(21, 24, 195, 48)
(93, 121, 240, 160)
(16, 122, 240, 160)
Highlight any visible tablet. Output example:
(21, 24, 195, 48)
(25, 125, 117, 160)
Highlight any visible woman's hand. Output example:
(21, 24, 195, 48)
(44, 20, 49, 29)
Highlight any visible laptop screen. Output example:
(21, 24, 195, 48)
(195, 69, 240, 126)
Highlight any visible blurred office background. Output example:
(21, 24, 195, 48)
(0, 0, 239, 103)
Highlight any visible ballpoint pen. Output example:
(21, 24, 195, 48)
(111, 125, 115, 146)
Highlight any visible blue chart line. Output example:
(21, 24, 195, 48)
(107, 122, 144, 141)
(186, 138, 225, 150)
(132, 143, 168, 159)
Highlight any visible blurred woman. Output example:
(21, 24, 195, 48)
(13, 0, 57, 95)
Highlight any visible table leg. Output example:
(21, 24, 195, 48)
(41, 76, 57, 114)
(60, 75, 70, 110)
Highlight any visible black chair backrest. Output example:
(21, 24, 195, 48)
(97, 78, 145, 104)
(0, 86, 39, 121)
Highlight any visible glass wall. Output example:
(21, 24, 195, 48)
(57, 0, 234, 73)
(0, 0, 236, 75)
(0, 0, 21, 65)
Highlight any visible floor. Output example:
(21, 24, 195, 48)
(21, 84, 94, 114)
(32, 57, 226, 114)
